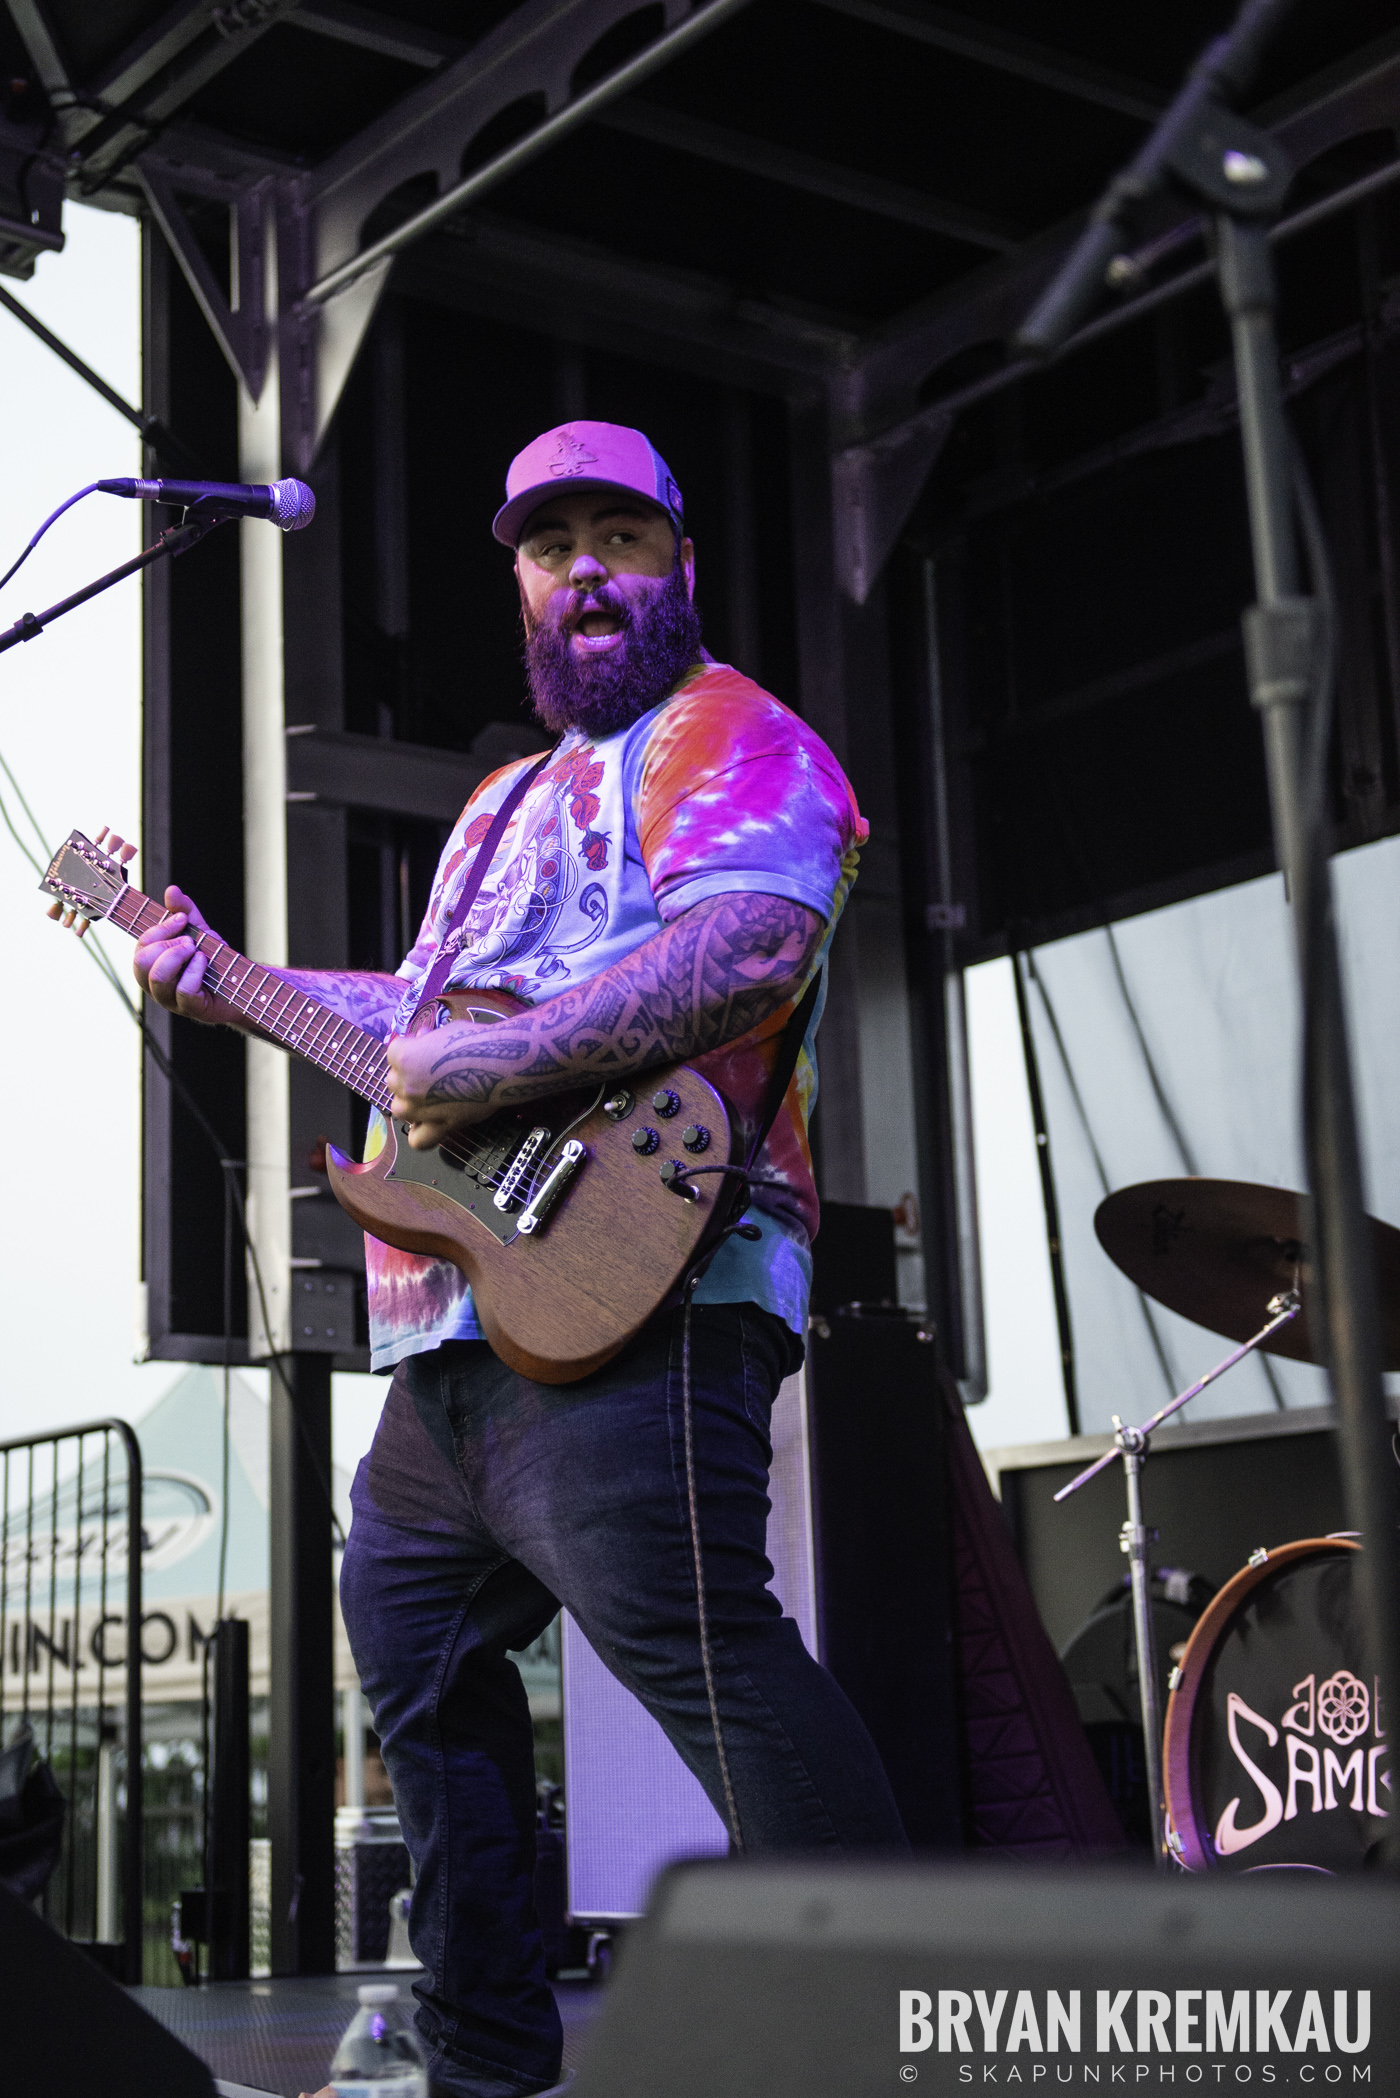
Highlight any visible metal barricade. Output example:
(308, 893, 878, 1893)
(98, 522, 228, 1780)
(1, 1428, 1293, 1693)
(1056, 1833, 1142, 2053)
(0, 1420, 143, 1980)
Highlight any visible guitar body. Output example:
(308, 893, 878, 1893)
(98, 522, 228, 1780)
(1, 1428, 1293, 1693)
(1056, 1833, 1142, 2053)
(39, 832, 742, 1388)
(324, 987, 741, 1383)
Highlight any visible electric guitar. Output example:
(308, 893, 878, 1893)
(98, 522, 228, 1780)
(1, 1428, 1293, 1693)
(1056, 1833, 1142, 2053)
(43, 828, 738, 1383)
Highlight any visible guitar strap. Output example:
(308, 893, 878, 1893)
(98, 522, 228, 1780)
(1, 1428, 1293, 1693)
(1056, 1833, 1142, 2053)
(409, 735, 821, 1181)
(406, 748, 554, 1019)
(744, 963, 824, 1170)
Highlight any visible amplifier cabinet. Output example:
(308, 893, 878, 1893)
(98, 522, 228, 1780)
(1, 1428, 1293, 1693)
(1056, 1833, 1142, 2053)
(984, 1404, 1361, 1657)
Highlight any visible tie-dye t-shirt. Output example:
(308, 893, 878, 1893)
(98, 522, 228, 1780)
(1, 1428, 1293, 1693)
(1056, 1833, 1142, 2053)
(365, 664, 867, 1371)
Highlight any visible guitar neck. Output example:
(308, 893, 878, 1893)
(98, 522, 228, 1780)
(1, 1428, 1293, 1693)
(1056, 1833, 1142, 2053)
(110, 885, 394, 1112)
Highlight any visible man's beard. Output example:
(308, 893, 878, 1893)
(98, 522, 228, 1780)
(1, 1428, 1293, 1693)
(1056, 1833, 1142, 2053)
(524, 562, 703, 739)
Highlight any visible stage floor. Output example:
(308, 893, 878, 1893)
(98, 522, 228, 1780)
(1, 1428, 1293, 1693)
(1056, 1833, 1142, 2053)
(130, 1969, 604, 2096)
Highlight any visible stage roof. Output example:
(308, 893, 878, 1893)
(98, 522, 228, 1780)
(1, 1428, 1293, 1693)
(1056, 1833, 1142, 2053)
(2, 0, 1397, 387)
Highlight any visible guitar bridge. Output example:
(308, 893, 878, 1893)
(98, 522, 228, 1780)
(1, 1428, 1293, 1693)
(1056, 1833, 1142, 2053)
(494, 1125, 552, 1211)
(517, 1142, 586, 1236)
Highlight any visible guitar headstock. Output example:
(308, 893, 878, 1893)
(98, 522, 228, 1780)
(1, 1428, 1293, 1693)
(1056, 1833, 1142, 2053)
(41, 828, 136, 937)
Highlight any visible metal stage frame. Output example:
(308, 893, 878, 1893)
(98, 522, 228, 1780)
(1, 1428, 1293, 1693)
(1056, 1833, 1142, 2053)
(3, 0, 1399, 1973)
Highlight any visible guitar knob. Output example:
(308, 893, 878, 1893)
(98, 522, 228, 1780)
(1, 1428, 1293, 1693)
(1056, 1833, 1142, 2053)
(681, 1125, 709, 1154)
(631, 1126, 659, 1155)
(652, 1088, 680, 1118)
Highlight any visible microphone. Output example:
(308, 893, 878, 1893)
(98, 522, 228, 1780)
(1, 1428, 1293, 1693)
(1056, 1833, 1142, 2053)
(96, 476, 316, 531)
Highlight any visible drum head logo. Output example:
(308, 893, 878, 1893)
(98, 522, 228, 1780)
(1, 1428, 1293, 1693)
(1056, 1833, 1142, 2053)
(1316, 1668, 1368, 1743)
(1182, 1549, 1390, 1871)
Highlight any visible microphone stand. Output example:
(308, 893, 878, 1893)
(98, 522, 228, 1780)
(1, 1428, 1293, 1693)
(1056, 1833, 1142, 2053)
(0, 509, 231, 657)
(1016, 0, 1400, 1865)
(1054, 1290, 1300, 1867)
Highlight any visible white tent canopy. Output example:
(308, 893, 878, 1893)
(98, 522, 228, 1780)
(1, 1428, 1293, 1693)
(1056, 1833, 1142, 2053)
(1017, 831, 1400, 1436)
(1, 1368, 356, 1704)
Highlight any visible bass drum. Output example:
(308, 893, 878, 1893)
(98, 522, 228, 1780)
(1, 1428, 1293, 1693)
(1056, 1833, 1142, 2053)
(1163, 1538, 1390, 1872)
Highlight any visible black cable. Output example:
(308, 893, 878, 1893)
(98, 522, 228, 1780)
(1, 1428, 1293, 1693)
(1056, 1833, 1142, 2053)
(1025, 949, 1182, 1401)
(681, 1271, 743, 1852)
(1, 775, 347, 1549)
(1288, 429, 1352, 1387)
(0, 481, 103, 596)
(1098, 919, 1287, 1414)
(193, 1168, 237, 1968)
(1017, 727, 1276, 1409)
(1010, 949, 1080, 1436)
(669, 1191, 768, 1854)
(0, 288, 209, 479)
(1288, 431, 1337, 829)
(998, 627, 1187, 1404)
(1101, 923, 1201, 1177)
(217, 1164, 234, 1622)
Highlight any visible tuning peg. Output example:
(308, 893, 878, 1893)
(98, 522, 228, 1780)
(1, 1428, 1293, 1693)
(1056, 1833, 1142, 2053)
(106, 833, 125, 857)
(60, 908, 75, 928)
(95, 827, 109, 845)
(117, 842, 136, 866)
(74, 917, 91, 938)
(45, 899, 63, 920)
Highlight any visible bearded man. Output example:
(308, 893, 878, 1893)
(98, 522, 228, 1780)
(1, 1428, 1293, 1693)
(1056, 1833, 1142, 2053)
(135, 422, 906, 2098)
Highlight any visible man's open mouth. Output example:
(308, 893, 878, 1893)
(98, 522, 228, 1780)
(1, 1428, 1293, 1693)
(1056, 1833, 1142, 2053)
(569, 603, 628, 653)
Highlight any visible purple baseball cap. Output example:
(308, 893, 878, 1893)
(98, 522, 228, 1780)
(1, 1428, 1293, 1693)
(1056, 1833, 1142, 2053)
(493, 420, 684, 547)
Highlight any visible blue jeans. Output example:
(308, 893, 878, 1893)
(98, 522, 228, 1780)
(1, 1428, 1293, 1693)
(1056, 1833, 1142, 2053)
(340, 1303, 908, 2097)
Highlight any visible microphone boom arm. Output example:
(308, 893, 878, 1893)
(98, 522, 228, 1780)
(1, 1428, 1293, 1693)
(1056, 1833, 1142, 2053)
(0, 512, 230, 658)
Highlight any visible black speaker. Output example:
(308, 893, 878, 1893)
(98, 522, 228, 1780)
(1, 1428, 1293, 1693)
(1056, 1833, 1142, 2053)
(0, 1880, 215, 2095)
(571, 1858, 1397, 2097)
(804, 1307, 961, 1848)
(808, 1200, 898, 1315)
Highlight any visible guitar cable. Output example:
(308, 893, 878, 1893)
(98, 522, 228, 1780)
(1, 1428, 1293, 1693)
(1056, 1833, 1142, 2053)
(0, 480, 103, 596)
(673, 1164, 785, 1855)
(0, 752, 347, 1551)
(9, 750, 821, 1861)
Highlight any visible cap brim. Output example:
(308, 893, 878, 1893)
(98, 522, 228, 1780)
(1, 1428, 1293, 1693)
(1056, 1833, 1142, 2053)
(493, 478, 676, 547)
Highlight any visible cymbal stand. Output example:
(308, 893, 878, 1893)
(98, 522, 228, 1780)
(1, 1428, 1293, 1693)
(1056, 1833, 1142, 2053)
(1054, 1288, 1300, 1866)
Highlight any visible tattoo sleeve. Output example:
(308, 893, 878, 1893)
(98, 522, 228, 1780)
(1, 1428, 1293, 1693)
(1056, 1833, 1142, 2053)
(420, 891, 823, 1110)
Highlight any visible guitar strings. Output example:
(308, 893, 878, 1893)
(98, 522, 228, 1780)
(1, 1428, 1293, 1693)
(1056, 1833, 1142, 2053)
(122, 890, 609, 1205)
(191, 936, 588, 1203)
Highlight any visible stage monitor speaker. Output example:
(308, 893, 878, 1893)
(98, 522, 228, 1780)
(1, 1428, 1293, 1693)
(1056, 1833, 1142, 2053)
(0, 1879, 215, 2095)
(571, 1857, 1397, 2097)
(563, 1309, 959, 1921)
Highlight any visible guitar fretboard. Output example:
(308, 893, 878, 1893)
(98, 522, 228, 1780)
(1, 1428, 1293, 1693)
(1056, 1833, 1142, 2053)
(112, 886, 395, 1113)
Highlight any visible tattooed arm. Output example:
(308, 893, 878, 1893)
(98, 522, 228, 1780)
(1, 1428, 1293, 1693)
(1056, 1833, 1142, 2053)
(385, 891, 823, 1148)
(134, 886, 405, 1040)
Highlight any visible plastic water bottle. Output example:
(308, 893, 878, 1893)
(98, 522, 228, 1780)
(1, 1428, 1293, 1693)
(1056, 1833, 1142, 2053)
(329, 1982, 429, 2097)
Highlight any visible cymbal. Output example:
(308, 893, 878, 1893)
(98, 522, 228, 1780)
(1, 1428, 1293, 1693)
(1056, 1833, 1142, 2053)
(1093, 1177, 1400, 1370)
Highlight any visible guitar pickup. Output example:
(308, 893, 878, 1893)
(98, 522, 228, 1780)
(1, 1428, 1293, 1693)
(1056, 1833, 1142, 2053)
(494, 1125, 552, 1211)
(516, 1142, 586, 1236)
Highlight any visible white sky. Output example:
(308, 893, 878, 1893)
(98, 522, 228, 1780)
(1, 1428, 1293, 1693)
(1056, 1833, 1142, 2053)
(0, 203, 184, 1439)
(0, 205, 389, 1474)
(0, 204, 1066, 1480)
